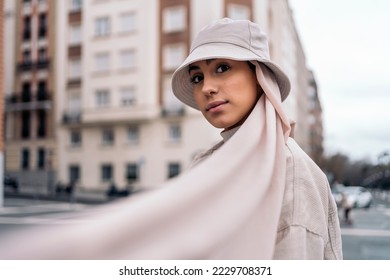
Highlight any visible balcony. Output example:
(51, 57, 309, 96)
(36, 59, 50, 69)
(68, 9, 82, 23)
(82, 104, 160, 125)
(17, 61, 33, 71)
(161, 106, 185, 117)
(62, 111, 82, 124)
(17, 60, 50, 72)
(67, 78, 82, 88)
(5, 92, 52, 112)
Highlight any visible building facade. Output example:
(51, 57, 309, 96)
(307, 70, 324, 166)
(55, 0, 221, 192)
(3, 0, 324, 193)
(4, 0, 57, 193)
(1, 0, 5, 206)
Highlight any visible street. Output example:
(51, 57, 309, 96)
(340, 193, 390, 259)
(1, 193, 390, 259)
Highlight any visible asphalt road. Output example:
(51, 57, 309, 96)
(340, 194, 390, 259)
(1, 193, 390, 260)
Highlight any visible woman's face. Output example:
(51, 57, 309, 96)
(189, 59, 259, 130)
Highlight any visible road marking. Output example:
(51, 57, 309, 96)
(341, 228, 390, 237)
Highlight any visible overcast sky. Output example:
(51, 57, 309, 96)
(289, 0, 390, 163)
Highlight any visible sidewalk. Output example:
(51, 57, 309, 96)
(4, 188, 110, 205)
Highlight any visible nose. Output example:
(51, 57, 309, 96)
(201, 76, 218, 96)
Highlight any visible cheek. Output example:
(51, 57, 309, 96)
(193, 90, 203, 106)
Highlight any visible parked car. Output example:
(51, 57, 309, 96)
(331, 184, 345, 206)
(332, 184, 372, 209)
(4, 175, 19, 191)
(344, 186, 373, 208)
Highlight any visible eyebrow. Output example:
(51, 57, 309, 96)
(188, 59, 215, 73)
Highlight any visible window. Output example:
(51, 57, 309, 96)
(169, 124, 181, 142)
(168, 162, 181, 178)
(101, 128, 114, 145)
(38, 48, 47, 63)
(126, 163, 139, 182)
(163, 44, 185, 71)
(37, 81, 46, 100)
(70, 130, 82, 146)
(37, 148, 46, 169)
(22, 82, 31, 102)
(23, 50, 31, 64)
(227, 4, 250, 20)
(68, 93, 81, 113)
(69, 164, 80, 183)
(120, 87, 136, 106)
(69, 24, 81, 45)
(37, 110, 46, 138)
(127, 126, 139, 144)
(70, 0, 82, 11)
(163, 75, 183, 112)
(21, 148, 30, 170)
(119, 50, 136, 70)
(23, 16, 31, 41)
(119, 12, 136, 33)
(38, 13, 47, 38)
(21, 111, 30, 139)
(94, 53, 109, 72)
(95, 17, 110, 37)
(69, 58, 81, 79)
(95, 89, 110, 107)
(101, 164, 113, 181)
(163, 6, 186, 33)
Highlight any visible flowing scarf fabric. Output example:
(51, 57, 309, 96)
(0, 64, 291, 259)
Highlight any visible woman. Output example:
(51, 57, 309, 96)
(0, 18, 342, 260)
(171, 18, 342, 259)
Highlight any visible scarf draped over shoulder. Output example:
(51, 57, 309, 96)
(0, 64, 292, 259)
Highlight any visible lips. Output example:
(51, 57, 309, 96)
(206, 100, 228, 111)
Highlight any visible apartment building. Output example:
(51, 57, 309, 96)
(4, 0, 57, 193)
(3, 0, 323, 193)
(1, 0, 4, 206)
(55, 0, 222, 192)
(307, 70, 324, 166)
(267, 0, 312, 152)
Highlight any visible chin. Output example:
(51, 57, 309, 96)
(210, 122, 235, 130)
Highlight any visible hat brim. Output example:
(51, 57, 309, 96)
(171, 42, 291, 110)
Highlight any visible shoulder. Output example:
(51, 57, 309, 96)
(285, 138, 328, 185)
(280, 137, 333, 235)
(276, 138, 342, 259)
(190, 140, 224, 168)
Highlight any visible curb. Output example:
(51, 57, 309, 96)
(4, 191, 110, 205)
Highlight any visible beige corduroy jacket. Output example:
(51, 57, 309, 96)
(193, 132, 343, 260)
(274, 138, 342, 259)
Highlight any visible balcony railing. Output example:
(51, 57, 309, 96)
(17, 59, 50, 72)
(161, 106, 185, 117)
(7, 92, 51, 103)
(5, 92, 52, 112)
(62, 111, 82, 124)
(83, 105, 159, 124)
(18, 61, 33, 71)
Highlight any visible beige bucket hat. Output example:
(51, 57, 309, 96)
(171, 18, 291, 110)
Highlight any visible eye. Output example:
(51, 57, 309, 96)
(190, 74, 203, 84)
(216, 63, 230, 73)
